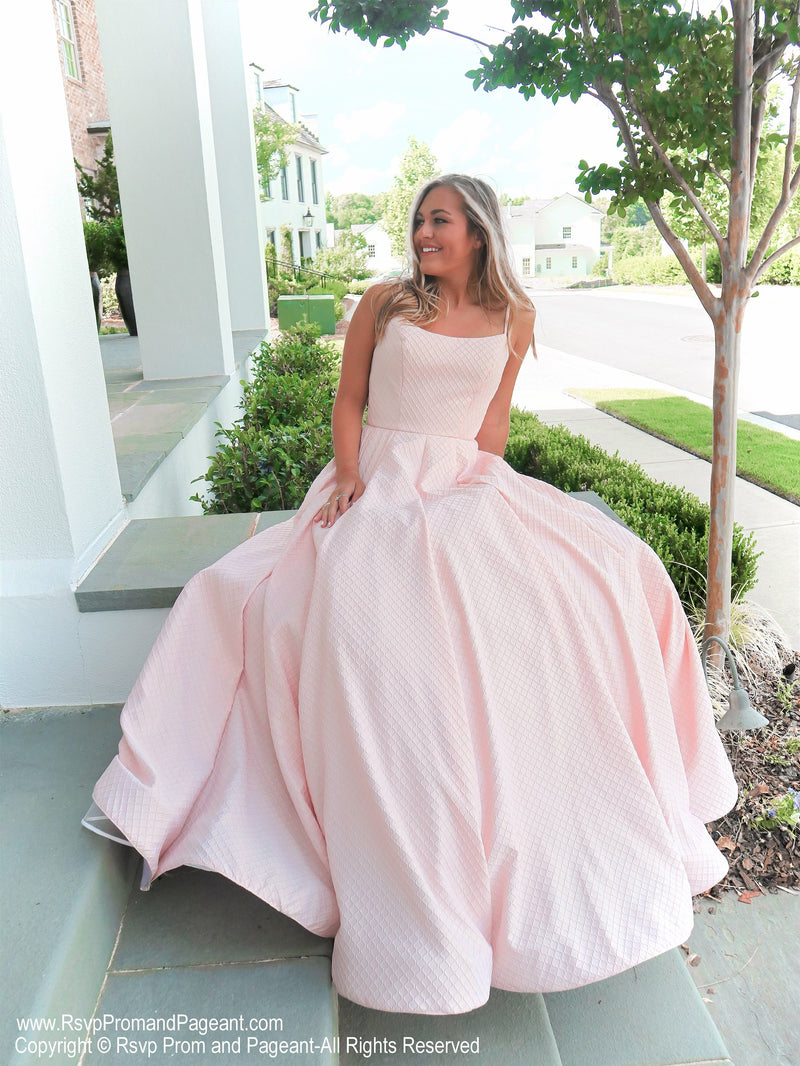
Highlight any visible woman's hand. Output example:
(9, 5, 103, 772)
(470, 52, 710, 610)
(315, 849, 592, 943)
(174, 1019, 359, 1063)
(313, 474, 366, 528)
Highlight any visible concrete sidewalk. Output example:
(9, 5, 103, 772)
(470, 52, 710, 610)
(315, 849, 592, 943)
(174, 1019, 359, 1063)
(512, 342, 800, 651)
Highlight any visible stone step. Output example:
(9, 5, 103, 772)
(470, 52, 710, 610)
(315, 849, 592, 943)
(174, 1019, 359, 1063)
(74, 493, 624, 613)
(338, 950, 732, 1066)
(338, 989, 563, 1065)
(84, 869, 337, 1066)
(1, 707, 137, 1066)
(76, 511, 296, 613)
(2, 707, 732, 1066)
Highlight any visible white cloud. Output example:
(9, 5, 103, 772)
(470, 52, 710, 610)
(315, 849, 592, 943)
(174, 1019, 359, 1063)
(431, 109, 494, 169)
(326, 144, 351, 167)
(332, 102, 408, 144)
(327, 164, 395, 196)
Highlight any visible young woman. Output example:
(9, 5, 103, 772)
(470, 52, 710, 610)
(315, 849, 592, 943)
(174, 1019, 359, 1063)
(84, 174, 737, 1016)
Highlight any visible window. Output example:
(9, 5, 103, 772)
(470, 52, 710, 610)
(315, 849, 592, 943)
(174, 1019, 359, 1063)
(522, 257, 531, 276)
(56, 1, 80, 80)
(562, 226, 572, 239)
(316, 231, 322, 249)
(310, 161, 319, 205)
(280, 166, 289, 201)
(367, 244, 376, 258)
(545, 256, 552, 270)
(262, 172, 272, 199)
(295, 155, 305, 202)
(572, 256, 578, 269)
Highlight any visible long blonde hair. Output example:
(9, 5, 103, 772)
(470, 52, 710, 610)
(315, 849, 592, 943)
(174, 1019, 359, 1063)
(375, 174, 536, 357)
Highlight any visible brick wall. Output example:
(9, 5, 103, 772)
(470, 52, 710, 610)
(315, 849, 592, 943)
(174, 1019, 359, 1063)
(51, 0, 109, 175)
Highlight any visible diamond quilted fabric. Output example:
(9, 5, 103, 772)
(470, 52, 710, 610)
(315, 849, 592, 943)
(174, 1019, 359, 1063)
(86, 317, 738, 1014)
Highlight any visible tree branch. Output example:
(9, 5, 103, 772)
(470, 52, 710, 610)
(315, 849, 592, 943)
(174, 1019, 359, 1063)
(647, 200, 718, 316)
(625, 84, 726, 247)
(708, 162, 732, 191)
(728, 0, 756, 270)
(437, 26, 492, 48)
(748, 55, 800, 278)
(754, 233, 800, 280)
(609, 0, 725, 248)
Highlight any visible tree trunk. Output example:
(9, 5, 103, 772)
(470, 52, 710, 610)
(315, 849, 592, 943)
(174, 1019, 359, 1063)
(704, 291, 746, 655)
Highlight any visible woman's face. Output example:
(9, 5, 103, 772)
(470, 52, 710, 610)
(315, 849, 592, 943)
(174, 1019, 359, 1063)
(412, 185, 482, 279)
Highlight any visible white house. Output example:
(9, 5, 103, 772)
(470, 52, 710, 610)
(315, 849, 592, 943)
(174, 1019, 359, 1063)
(351, 221, 399, 274)
(507, 194, 603, 277)
(250, 76, 328, 265)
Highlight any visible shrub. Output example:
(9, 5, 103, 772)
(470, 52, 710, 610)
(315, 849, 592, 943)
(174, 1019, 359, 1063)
(191, 324, 340, 513)
(758, 251, 800, 285)
(590, 252, 608, 278)
(347, 278, 376, 295)
(267, 273, 305, 317)
(505, 409, 760, 613)
(313, 230, 370, 280)
(612, 254, 685, 285)
(701, 245, 722, 284)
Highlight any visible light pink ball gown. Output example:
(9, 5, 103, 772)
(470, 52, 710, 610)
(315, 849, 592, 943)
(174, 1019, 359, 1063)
(85, 316, 737, 1015)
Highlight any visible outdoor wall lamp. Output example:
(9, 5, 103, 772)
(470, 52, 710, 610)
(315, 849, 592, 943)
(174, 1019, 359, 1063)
(303, 207, 314, 227)
(701, 635, 768, 731)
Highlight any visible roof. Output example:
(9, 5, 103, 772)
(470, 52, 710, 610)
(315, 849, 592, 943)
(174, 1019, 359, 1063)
(263, 79, 299, 91)
(256, 101, 327, 155)
(509, 193, 604, 218)
(351, 222, 386, 236)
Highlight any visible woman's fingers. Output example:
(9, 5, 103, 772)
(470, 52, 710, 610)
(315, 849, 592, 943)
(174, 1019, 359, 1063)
(314, 479, 364, 527)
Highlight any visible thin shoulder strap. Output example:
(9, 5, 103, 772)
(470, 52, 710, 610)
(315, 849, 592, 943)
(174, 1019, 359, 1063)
(503, 304, 511, 334)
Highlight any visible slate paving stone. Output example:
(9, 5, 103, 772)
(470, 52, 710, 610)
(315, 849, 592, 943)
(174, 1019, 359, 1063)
(137, 386, 222, 406)
(84, 959, 337, 1066)
(117, 452, 175, 502)
(111, 402, 207, 440)
(687, 891, 800, 1066)
(113, 868, 331, 971)
(76, 514, 260, 611)
(127, 375, 230, 391)
(338, 989, 561, 1066)
(0, 708, 135, 1063)
(543, 949, 731, 1066)
(113, 432, 183, 456)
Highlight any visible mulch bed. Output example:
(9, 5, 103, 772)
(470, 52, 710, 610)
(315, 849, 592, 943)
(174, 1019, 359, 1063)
(703, 660, 799, 900)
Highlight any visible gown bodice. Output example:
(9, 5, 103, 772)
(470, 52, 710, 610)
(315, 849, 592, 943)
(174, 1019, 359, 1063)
(365, 316, 509, 441)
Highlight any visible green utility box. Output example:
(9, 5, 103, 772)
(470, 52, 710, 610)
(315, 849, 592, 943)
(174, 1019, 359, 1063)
(276, 295, 336, 335)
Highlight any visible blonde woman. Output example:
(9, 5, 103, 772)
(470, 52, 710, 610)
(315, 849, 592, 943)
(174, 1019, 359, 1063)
(85, 174, 736, 1016)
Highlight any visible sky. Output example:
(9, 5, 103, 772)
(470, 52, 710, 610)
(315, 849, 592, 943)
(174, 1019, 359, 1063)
(238, 0, 622, 201)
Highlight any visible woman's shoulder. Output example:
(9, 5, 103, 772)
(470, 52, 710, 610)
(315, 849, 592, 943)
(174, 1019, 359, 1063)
(508, 301, 537, 359)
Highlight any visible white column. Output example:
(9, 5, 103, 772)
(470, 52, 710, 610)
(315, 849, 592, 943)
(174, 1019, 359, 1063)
(94, 0, 235, 380)
(0, 0, 125, 707)
(201, 0, 269, 332)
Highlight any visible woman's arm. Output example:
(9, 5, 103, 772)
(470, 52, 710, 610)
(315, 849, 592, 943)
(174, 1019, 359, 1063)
(475, 307, 536, 456)
(313, 284, 392, 527)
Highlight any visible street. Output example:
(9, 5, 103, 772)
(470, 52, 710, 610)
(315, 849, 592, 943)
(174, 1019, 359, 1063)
(528, 285, 800, 429)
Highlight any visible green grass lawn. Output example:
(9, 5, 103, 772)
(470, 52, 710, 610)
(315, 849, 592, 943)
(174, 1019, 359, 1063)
(571, 389, 800, 504)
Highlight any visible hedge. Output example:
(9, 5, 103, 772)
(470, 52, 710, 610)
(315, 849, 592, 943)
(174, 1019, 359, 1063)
(611, 254, 685, 285)
(191, 324, 340, 513)
(505, 408, 760, 613)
